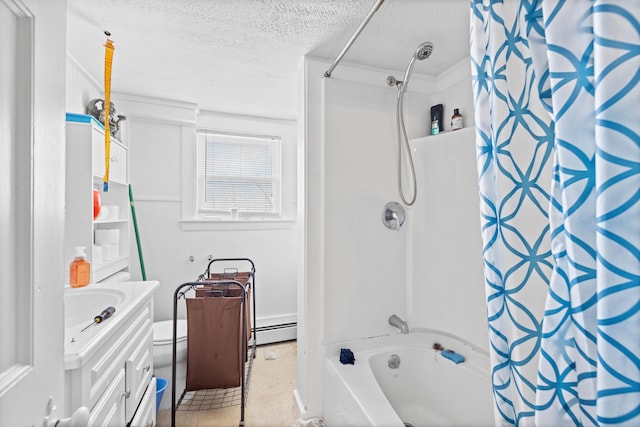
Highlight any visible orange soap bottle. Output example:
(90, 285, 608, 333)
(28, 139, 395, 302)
(70, 246, 90, 288)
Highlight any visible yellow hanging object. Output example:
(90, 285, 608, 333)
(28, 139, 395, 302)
(103, 35, 115, 192)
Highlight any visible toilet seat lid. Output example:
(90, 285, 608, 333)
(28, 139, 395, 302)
(153, 319, 187, 345)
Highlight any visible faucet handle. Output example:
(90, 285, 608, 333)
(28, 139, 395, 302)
(383, 202, 406, 230)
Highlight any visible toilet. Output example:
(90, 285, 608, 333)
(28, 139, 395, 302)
(152, 319, 188, 411)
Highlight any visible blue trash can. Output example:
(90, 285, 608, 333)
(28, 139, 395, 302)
(156, 377, 168, 414)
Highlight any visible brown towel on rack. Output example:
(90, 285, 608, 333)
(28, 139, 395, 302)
(185, 293, 244, 391)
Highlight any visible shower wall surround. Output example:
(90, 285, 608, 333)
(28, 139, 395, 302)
(298, 57, 480, 418)
(409, 127, 487, 350)
(323, 77, 412, 344)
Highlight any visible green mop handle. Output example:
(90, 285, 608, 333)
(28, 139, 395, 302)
(129, 184, 147, 281)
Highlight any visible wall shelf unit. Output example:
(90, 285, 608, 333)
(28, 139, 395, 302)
(65, 113, 131, 283)
(410, 126, 475, 149)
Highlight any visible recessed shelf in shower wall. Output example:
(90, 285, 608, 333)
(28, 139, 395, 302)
(410, 126, 475, 150)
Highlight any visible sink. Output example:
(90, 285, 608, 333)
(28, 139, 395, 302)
(62, 280, 160, 421)
(64, 287, 126, 329)
(64, 281, 160, 370)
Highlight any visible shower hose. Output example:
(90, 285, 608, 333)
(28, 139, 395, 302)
(396, 88, 417, 206)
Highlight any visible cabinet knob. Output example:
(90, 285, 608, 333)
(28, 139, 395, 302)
(144, 364, 151, 373)
(110, 156, 118, 163)
(122, 387, 131, 399)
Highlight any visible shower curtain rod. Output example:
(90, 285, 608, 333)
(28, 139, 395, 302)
(324, 0, 386, 78)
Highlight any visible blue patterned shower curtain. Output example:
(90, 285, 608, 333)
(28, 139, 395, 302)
(471, 1, 640, 426)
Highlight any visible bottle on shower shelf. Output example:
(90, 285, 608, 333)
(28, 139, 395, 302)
(431, 115, 439, 135)
(451, 108, 463, 131)
(430, 103, 443, 135)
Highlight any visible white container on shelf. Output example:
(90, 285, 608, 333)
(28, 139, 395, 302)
(100, 244, 112, 262)
(108, 243, 119, 258)
(95, 229, 120, 245)
(97, 205, 109, 221)
(108, 205, 120, 220)
(93, 245, 103, 264)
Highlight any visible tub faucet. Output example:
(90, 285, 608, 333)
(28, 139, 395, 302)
(388, 314, 409, 334)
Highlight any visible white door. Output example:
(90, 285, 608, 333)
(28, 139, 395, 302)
(0, 0, 67, 425)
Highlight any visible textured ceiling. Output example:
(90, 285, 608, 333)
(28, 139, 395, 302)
(67, 0, 470, 119)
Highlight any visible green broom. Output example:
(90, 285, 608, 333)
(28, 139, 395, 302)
(129, 184, 147, 280)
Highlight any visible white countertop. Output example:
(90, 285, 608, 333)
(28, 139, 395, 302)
(64, 280, 159, 370)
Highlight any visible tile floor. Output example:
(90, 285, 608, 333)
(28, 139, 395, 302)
(157, 340, 298, 427)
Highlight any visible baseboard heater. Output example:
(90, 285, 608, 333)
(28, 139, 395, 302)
(254, 322, 297, 345)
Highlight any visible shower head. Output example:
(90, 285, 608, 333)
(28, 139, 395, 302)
(400, 41, 434, 91)
(415, 41, 434, 60)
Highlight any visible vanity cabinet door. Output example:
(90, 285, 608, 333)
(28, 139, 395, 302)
(86, 308, 150, 410)
(108, 141, 128, 184)
(129, 377, 156, 427)
(88, 368, 126, 427)
(125, 327, 154, 421)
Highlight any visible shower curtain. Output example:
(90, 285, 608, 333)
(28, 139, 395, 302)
(471, 1, 640, 426)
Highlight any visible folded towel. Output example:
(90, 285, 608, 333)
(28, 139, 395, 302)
(340, 348, 355, 365)
(441, 349, 465, 364)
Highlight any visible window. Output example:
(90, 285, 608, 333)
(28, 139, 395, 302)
(196, 130, 281, 217)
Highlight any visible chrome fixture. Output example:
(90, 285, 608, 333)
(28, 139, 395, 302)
(387, 41, 435, 206)
(388, 314, 409, 334)
(388, 354, 401, 369)
(383, 202, 405, 231)
(324, 0, 386, 78)
(386, 42, 434, 92)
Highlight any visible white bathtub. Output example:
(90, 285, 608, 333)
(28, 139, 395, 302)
(323, 329, 496, 427)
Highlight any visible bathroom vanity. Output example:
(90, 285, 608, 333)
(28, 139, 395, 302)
(63, 113, 156, 424)
(64, 281, 159, 426)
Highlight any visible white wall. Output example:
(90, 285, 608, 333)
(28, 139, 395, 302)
(66, 53, 101, 113)
(431, 57, 477, 133)
(119, 97, 299, 334)
(65, 60, 299, 340)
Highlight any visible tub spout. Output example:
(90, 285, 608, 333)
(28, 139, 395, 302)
(388, 314, 409, 334)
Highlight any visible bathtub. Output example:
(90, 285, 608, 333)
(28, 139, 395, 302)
(323, 329, 496, 427)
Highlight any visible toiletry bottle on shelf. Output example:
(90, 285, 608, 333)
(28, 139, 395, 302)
(431, 115, 439, 135)
(451, 108, 463, 131)
(70, 246, 90, 288)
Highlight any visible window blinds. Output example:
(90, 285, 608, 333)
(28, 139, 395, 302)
(197, 131, 281, 214)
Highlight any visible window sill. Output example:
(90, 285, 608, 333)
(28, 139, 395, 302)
(180, 217, 296, 231)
